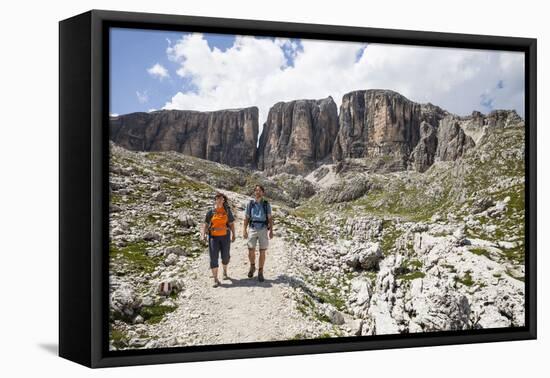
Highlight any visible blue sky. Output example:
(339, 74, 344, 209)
(109, 27, 525, 125)
(110, 28, 237, 115)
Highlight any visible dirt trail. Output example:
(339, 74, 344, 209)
(149, 193, 316, 346)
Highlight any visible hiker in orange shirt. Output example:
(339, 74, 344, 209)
(200, 192, 236, 287)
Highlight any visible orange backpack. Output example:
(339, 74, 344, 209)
(207, 206, 231, 236)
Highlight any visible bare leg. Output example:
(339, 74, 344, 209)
(259, 249, 266, 269)
(212, 267, 219, 282)
(248, 248, 256, 278)
(248, 248, 256, 265)
(258, 249, 267, 282)
(222, 263, 228, 278)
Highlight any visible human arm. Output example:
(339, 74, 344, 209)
(229, 222, 236, 242)
(201, 210, 211, 242)
(243, 217, 249, 239)
(267, 203, 273, 239)
(243, 202, 249, 239)
(267, 215, 273, 239)
(200, 223, 208, 242)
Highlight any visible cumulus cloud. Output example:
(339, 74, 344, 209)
(147, 63, 169, 80)
(163, 33, 525, 131)
(136, 90, 149, 104)
(356, 43, 524, 117)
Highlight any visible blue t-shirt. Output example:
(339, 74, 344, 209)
(244, 199, 272, 229)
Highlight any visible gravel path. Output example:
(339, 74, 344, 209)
(148, 194, 317, 347)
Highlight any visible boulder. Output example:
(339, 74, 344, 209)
(176, 211, 196, 227)
(344, 242, 383, 270)
(110, 283, 142, 319)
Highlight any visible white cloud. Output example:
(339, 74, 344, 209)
(136, 90, 149, 104)
(147, 63, 169, 80)
(356, 44, 524, 117)
(163, 34, 525, 132)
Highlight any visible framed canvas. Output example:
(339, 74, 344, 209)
(59, 9, 537, 368)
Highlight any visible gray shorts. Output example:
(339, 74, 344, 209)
(247, 227, 269, 250)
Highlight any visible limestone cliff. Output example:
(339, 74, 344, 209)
(257, 97, 338, 175)
(109, 108, 259, 168)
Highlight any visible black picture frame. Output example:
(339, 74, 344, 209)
(59, 9, 537, 368)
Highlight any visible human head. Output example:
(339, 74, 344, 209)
(254, 184, 265, 199)
(214, 192, 227, 207)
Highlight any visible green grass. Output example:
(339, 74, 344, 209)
(398, 271, 426, 281)
(110, 241, 161, 273)
(500, 245, 525, 265)
(292, 333, 307, 340)
(505, 269, 525, 282)
(140, 305, 177, 324)
(110, 327, 129, 349)
(314, 312, 332, 323)
(395, 259, 424, 280)
(146, 213, 165, 224)
(292, 199, 327, 220)
(455, 271, 474, 287)
(379, 219, 403, 255)
(469, 247, 492, 259)
(171, 234, 199, 251)
(318, 332, 333, 339)
(352, 176, 453, 223)
(276, 216, 314, 246)
(442, 263, 457, 273)
(316, 290, 346, 312)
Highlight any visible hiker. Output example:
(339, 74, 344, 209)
(200, 192, 236, 288)
(243, 184, 273, 282)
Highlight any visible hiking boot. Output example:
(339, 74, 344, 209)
(258, 269, 265, 282)
(213, 279, 221, 288)
(248, 264, 255, 278)
(222, 271, 230, 280)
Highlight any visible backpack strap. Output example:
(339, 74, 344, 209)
(263, 200, 270, 229)
(205, 208, 214, 234)
(248, 199, 270, 228)
(246, 200, 254, 226)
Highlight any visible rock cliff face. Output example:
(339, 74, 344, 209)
(257, 97, 338, 175)
(435, 116, 476, 162)
(332, 90, 445, 171)
(109, 91, 523, 175)
(410, 121, 438, 173)
(109, 108, 259, 168)
(331, 89, 499, 173)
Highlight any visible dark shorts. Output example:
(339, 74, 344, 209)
(208, 233, 231, 269)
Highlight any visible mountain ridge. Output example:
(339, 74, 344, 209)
(110, 89, 524, 175)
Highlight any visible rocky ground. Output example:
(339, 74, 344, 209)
(108, 118, 525, 350)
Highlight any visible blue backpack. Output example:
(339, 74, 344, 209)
(246, 199, 270, 229)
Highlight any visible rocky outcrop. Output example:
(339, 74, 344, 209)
(410, 121, 438, 172)
(435, 116, 476, 162)
(109, 108, 259, 168)
(109, 92, 523, 175)
(332, 90, 446, 171)
(485, 109, 524, 128)
(257, 97, 338, 175)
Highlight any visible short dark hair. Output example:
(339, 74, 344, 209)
(254, 184, 265, 193)
(215, 192, 227, 202)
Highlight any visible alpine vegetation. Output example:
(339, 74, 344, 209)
(108, 89, 525, 350)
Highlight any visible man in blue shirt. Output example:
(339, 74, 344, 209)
(243, 184, 273, 282)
